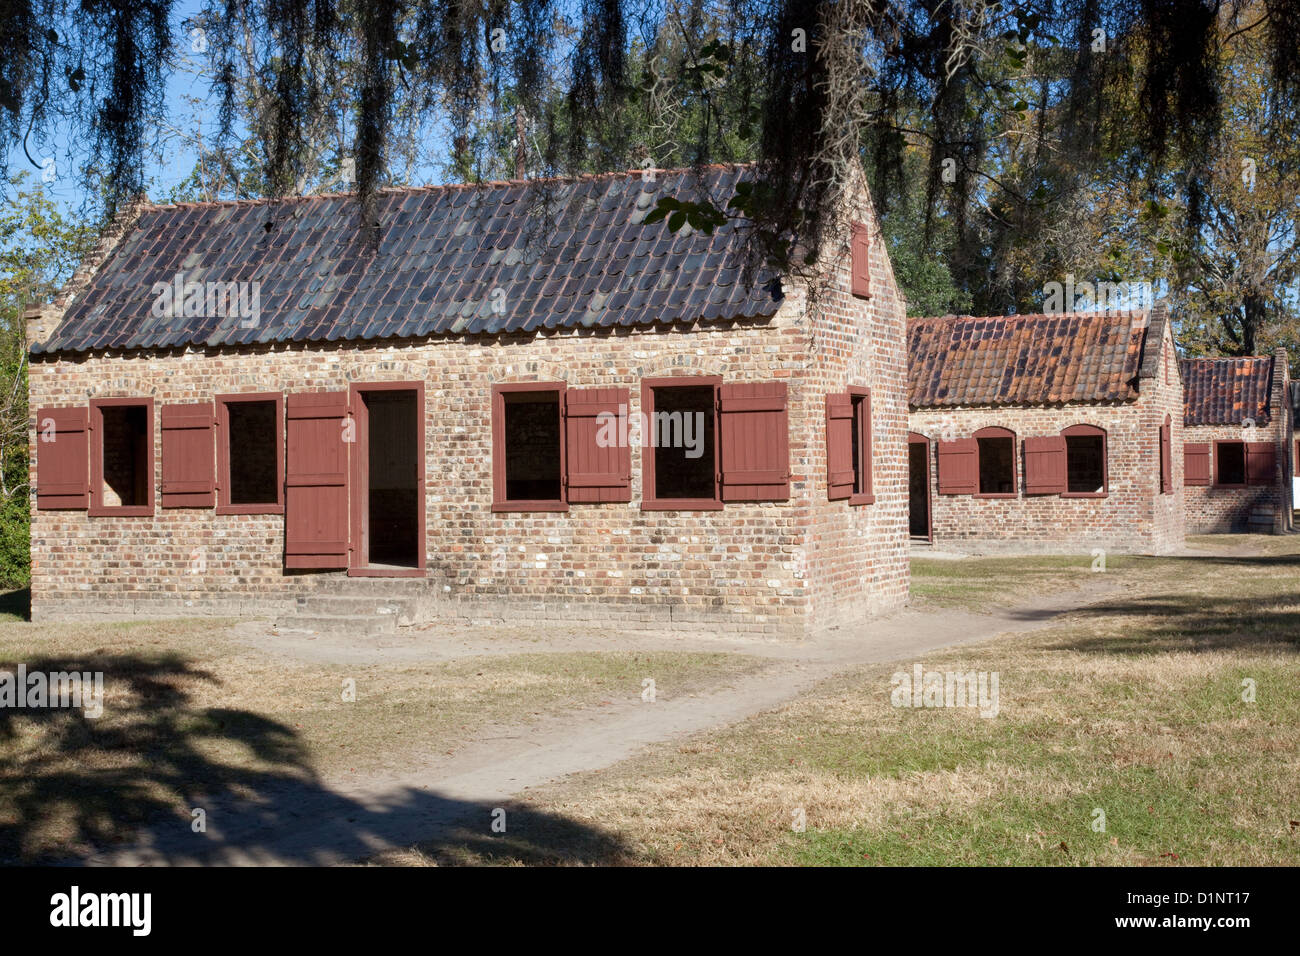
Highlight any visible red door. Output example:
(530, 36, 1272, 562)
(285, 391, 350, 569)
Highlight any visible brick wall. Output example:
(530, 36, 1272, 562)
(908, 320, 1185, 555)
(30, 227, 908, 633)
(800, 179, 911, 628)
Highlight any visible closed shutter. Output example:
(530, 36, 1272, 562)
(1023, 436, 1067, 495)
(719, 382, 789, 501)
(936, 439, 978, 494)
(826, 393, 854, 500)
(565, 388, 631, 503)
(285, 391, 349, 569)
(850, 222, 871, 298)
(1184, 442, 1211, 486)
(35, 407, 89, 510)
(161, 403, 216, 507)
(1159, 418, 1172, 493)
(1246, 442, 1277, 486)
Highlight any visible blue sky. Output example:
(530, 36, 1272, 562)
(3, 0, 457, 223)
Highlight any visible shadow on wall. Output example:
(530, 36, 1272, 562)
(1039, 552, 1300, 657)
(0, 650, 631, 865)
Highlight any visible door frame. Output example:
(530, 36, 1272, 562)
(908, 431, 933, 542)
(347, 381, 426, 577)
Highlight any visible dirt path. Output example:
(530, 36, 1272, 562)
(78, 581, 1117, 866)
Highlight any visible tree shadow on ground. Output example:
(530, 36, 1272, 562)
(0, 589, 30, 623)
(1023, 551, 1300, 656)
(0, 651, 631, 865)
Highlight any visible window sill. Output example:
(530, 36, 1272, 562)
(217, 503, 285, 515)
(492, 500, 569, 513)
(348, 567, 426, 578)
(973, 493, 1017, 499)
(849, 493, 876, 506)
(89, 505, 154, 517)
(641, 499, 724, 511)
(1062, 492, 1108, 499)
(1212, 483, 1247, 490)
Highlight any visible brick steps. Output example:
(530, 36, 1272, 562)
(275, 591, 418, 635)
(278, 613, 398, 636)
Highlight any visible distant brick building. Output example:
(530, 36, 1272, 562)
(28, 166, 910, 636)
(907, 308, 1185, 555)
(1180, 352, 1293, 533)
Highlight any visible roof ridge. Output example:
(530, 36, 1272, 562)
(912, 310, 1149, 324)
(140, 163, 755, 214)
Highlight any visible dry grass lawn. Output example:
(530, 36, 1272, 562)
(384, 535, 1300, 866)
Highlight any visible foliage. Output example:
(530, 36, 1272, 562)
(0, 174, 93, 587)
(5, 1, 1300, 281)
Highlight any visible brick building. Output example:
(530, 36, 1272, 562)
(907, 308, 1185, 554)
(1180, 352, 1293, 533)
(28, 165, 910, 636)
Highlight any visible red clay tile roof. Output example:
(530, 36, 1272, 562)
(908, 311, 1155, 408)
(34, 165, 781, 354)
(1179, 356, 1274, 426)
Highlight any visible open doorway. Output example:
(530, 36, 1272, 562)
(908, 432, 931, 540)
(351, 384, 424, 574)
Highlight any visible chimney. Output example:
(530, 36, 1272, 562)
(24, 302, 59, 350)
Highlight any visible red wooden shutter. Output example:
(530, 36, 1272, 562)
(1184, 442, 1211, 486)
(936, 439, 978, 494)
(1246, 442, 1277, 486)
(826, 393, 854, 500)
(285, 391, 350, 569)
(161, 403, 216, 507)
(565, 387, 631, 503)
(1023, 436, 1067, 495)
(1159, 418, 1172, 493)
(35, 407, 89, 509)
(850, 222, 871, 298)
(719, 382, 789, 501)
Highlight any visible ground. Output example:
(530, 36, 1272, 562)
(1, 534, 1296, 865)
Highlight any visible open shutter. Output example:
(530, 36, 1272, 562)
(285, 391, 349, 569)
(855, 390, 873, 501)
(1184, 442, 1211, 486)
(720, 382, 789, 501)
(1159, 418, 1172, 493)
(936, 439, 978, 494)
(161, 403, 215, 507)
(35, 407, 89, 509)
(825, 393, 854, 500)
(1246, 442, 1277, 486)
(850, 222, 871, 298)
(1023, 436, 1067, 495)
(565, 387, 631, 503)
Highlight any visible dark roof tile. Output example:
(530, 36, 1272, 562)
(37, 166, 779, 354)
